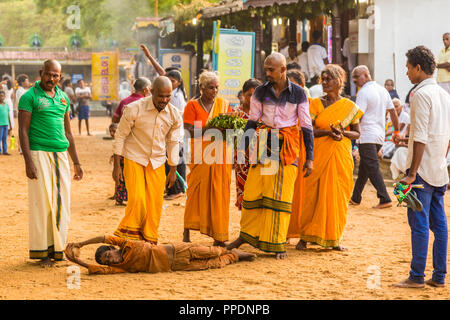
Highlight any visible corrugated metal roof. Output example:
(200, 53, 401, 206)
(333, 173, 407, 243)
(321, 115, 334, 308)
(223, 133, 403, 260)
(201, 0, 243, 19)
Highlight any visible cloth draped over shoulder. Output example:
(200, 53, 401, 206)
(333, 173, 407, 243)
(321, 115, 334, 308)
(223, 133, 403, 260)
(296, 97, 363, 246)
(183, 97, 233, 242)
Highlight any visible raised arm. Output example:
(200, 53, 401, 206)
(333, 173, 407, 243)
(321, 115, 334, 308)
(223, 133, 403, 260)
(141, 44, 166, 76)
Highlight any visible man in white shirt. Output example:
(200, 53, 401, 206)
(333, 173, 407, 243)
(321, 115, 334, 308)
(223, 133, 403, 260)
(307, 31, 328, 83)
(342, 37, 357, 96)
(14, 74, 30, 115)
(394, 46, 450, 289)
(298, 41, 310, 83)
(112, 76, 182, 244)
(278, 38, 289, 58)
(350, 65, 400, 209)
(75, 80, 92, 135)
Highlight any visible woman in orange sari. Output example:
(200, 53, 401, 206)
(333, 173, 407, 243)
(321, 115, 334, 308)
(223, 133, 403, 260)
(183, 71, 232, 247)
(296, 64, 363, 251)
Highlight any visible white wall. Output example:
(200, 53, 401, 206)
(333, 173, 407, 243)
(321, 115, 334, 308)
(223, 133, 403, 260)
(373, 0, 449, 101)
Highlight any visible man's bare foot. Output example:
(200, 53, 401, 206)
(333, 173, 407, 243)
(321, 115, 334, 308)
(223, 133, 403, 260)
(332, 246, 348, 251)
(108, 195, 115, 200)
(87, 133, 92, 136)
(164, 192, 184, 200)
(115, 201, 126, 206)
(276, 252, 288, 259)
(349, 199, 360, 206)
(183, 229, 191, 243)
(373, 202, 392, 209)
(213, 240, 227, 247)
(39, 258, 55, 268)
(227, 237, 246, 250)
(232, 249, 256, 262)
(296, 240, 307, 250)
(393, 278, 424, 288)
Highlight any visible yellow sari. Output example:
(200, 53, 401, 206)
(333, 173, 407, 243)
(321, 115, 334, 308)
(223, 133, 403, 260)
(184, 97, 232, 242)
(298, 97, 363, 247)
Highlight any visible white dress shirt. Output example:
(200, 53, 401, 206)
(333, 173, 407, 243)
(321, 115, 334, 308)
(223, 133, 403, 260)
(406, 78, 450, 187)
(113, 96, 182, 169)
(356, 81, 394, 145)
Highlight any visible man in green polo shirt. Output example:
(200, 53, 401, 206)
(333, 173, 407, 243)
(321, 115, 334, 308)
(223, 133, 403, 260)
(0, 90, 11, 155)
(18, 59, 83, 267)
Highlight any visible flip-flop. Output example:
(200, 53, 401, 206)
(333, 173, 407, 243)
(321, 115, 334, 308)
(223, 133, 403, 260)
(403, 190, 423, 212)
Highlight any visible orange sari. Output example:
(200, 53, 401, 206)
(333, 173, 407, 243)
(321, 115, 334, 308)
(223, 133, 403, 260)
(183, 97, 232, 242)
(297, 97, 363, 247)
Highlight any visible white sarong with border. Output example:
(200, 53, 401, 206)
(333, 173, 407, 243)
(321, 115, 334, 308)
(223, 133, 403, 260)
(28, 150, 70, 261)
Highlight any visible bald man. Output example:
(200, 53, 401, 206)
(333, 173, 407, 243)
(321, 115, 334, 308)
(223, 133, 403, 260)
(18, 59, 83, 267)
(228, 53, 314, 259)
(350, 65, 400, 209)
(113, 76, 182, 243)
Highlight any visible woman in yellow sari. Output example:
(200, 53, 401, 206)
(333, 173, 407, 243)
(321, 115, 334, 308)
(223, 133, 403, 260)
(183, 71, 232, 247)
(296, 64, 363, 251)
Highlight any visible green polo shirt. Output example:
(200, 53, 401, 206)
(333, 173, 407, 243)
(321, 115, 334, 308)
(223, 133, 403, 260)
(0, 103, 9, 126)
(18, 81, 70, 152)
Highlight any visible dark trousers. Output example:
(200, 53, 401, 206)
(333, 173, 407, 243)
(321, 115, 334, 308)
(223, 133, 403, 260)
(165, 145, 186, 195)
(351, 143, 391, 204)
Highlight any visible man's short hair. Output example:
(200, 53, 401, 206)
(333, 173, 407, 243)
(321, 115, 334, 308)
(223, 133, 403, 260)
(392, 98, 402, 105)
(312, 31, 322, 41)
(301, 41, 310, 52)
(95, 245, 114, 265)
(133, 77, 151, 92)
(286, 62, 301, 71)
(406, 46, 436, 75)
(17, 74, 29, 86)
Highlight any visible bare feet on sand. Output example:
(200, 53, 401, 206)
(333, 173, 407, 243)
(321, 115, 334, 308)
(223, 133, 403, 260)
(183, 229, 191, 243)
(39, 258, 55, 268)
(373, 202, 393, 209)
(226, 237, 246, 250)
(276, 252, 288, 259)
(232, 249, 256, 262)
(296, 240, 307, 250)
(213, 240, 227, 247)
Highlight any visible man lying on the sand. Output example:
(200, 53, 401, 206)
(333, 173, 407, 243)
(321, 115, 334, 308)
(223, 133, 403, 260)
(64, 235, 256, 274)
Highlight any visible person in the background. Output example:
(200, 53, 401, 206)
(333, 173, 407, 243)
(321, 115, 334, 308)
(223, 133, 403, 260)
(1, 75, 14, 133)
(298, 41, 310, 84)
(164, 69, 188, 200)
(286, 44, 299, 65)
(350, 65, 400, 209)
(342, 37, 357, 97)
(278, 38, 289, 58)
(384, 79, 400, 100)
(394, 45, 450, 288)
(14, 74, 30, 117)
(62, 79, 76, 118)
(0, 90, 11, 155)
(75, 79, 92, 136)
(382, 98, 410, 159)
(308, 31, 329, 83)
(237, 90, 244, 109)
(436, 32, 450, 94)
(234, 78, 261, 211)
(119, 81, 131, 101)
(287, 69, 311, 98)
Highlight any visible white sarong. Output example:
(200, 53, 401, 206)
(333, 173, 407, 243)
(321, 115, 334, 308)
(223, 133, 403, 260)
(28, 150, 71, 260)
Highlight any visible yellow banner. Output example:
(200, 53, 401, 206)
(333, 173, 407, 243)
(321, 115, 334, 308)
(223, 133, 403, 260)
(91, 50, 119, 101)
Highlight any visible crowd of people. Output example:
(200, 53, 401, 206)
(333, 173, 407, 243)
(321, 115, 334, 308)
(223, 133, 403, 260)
(14, 32, 450, 287)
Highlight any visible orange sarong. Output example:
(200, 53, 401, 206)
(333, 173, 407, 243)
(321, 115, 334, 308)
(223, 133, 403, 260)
(183, 97, 232, 242)
(296, 97, 363, 247)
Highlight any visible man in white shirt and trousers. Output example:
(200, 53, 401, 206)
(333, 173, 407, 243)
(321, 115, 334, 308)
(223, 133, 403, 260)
(394, 46, 450, 288)
(350, 65, 400, 209)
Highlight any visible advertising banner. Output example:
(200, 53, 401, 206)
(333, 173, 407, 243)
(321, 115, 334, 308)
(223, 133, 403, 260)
(91, 50, 119, 101)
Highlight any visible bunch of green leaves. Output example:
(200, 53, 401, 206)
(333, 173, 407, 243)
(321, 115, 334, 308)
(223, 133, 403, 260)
(208, 114, 247, 130)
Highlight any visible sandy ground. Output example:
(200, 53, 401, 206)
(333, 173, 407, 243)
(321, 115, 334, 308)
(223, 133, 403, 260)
(1, 116, 449, 300)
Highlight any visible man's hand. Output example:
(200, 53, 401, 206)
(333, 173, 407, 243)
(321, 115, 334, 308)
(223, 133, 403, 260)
(303, 159, 313, 177)
(167, 167, 177, 189)
(25, 160, 38, 179)
(399, 173, 416, 186)
(64, 243, 80, 262)
(112, 164, 123, 185)
(73, 164, 83, 181)
(140, 44, 151, 59)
